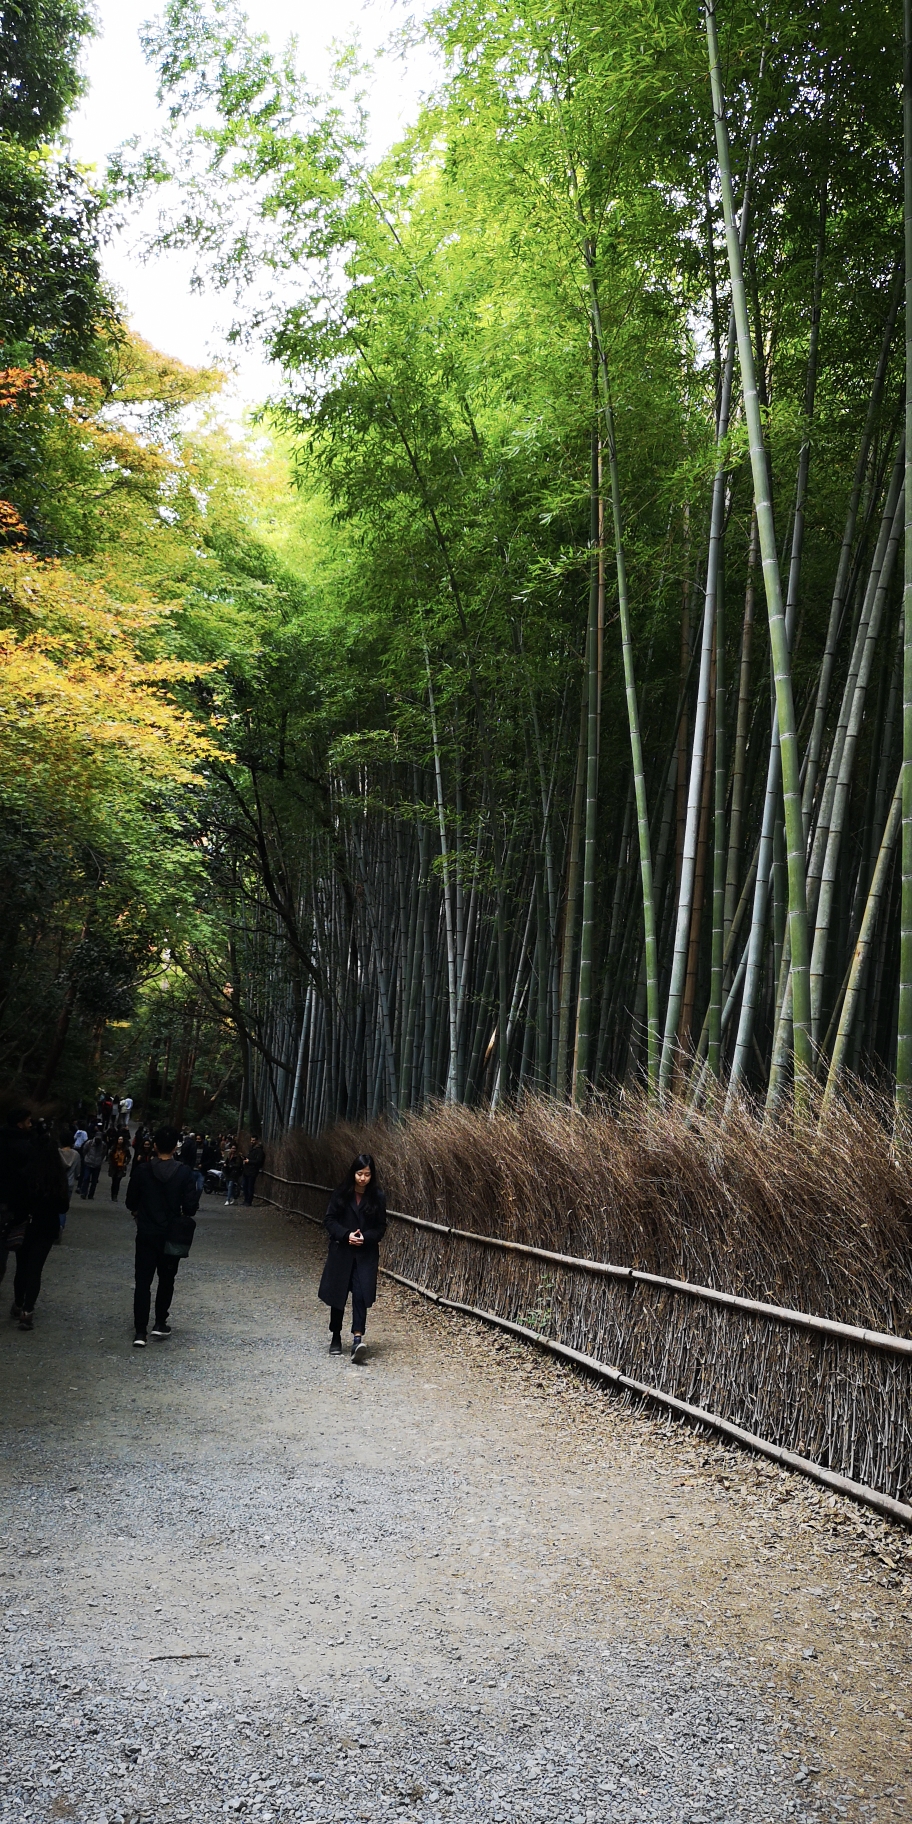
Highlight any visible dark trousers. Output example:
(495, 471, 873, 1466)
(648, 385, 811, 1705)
(134, 1236, 180, 1335)
(14, 1222, 58, 1312)
(110, 1171, 124, 1201)
(80, 1164, 101, 1199)
(242, 1171, 259, 1206)
(329, 1255, 370, 1336)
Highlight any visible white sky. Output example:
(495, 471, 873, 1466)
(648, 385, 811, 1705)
(67, 0, 435, 406)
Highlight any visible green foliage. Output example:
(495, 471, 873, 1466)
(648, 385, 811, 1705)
(0, 0, 93, 143)
(0, 2, 112, 370)
(0, 141, 114, 363)
(9, 0, 911, 1118)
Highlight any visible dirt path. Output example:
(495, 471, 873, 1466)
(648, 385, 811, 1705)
(1, 1187, 910, 1824)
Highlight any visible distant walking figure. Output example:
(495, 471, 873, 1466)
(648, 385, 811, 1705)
(125, 1125, 200, 1348)
(318, 1153, 387, 1361)
(107, 1134, 130, 1202)
(79, 1128, 107, 1199)
(224, 1140, 243, 1207)
(242, 1134, 265, 1206)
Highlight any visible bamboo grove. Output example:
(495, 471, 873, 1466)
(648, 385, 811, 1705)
(120, 0, 912, 1137)
(9, 0, 912, 1132)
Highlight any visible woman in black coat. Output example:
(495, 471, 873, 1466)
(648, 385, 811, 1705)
(318, 1153, 387, 1361)
(12, 1129, 70, 1330)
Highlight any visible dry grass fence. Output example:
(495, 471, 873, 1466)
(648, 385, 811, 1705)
(266, 1092, 912, 1522)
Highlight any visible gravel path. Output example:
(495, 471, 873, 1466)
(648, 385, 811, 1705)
(1, 1188, 910, 1824)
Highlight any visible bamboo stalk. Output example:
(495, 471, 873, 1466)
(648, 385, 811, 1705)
(425, 648, 458, 1103)
(806, 441, 905, 926)
(823, 773, 902, 1107)
(556, 687, 587, 1095)
(705, 0, 813, 1095)
(802, 267, 903, 831)
(810, 488, 905, 1049)
(573, 414, 602, 1099)
(900, 0, 912, 1107)
(587, 306, 660, 1091)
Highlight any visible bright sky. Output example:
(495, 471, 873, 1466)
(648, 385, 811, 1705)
(67, 0, 435, 405)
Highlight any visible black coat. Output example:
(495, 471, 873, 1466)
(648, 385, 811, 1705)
(125, 1158, 200, 1244)
(1, 1125, 33, 1215)
(317, 1187, 387, 1308)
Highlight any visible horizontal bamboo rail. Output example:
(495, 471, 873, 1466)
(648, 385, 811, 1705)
(385, 1271, 912, 1528)
(256, 1183, 912, 1529)
(260, 1171, 912, 1360)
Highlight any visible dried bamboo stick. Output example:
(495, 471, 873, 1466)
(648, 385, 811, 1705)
(259, 1173, 912, 1358)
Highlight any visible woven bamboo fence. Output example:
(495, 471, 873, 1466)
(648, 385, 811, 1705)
(262, 1095, 912, 1529)
(261, 1172, 912, 1528)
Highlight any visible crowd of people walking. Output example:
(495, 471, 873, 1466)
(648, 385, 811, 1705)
(2, 1100, 380, 1366)
(0, 1093, 267, 1338)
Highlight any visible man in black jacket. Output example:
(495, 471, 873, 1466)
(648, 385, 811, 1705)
(242, 1135, 265, 1206)
(125, 1125, 200, 1348)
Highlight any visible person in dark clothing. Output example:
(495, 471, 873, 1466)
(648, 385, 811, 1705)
(318, 1153, 387, 1362)
(242, 1135, 265, 1206)
(182, 1131, 205, 1196)
(107, 1134, 130, 1202)
(223, 1139, 243, 1206)
(79, 1128, 107, 1198)
(200, 1136, 219, 1174)
(1, 1108, 33, 1291)
(128, 1134, 154, 1187)
(125, 1125, 200, 1347)
(2, 1107, 32, 1212)
(58, 1129, 80, 1237)
(12, 1130, 70, 1328)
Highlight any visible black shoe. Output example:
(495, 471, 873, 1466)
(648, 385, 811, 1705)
(17, 1310, 34, 1331)
(133, 1333, 147, 1348)
(151, 1322, 171, 1338)
(329, 1334, 342, 1355)
(10, 1301, 20, 1320)
(351, 1336, 367, 1363)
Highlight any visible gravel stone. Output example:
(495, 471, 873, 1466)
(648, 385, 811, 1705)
(1, 1191, 909, 1823)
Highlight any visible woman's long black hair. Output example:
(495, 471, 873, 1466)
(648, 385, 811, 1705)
(26, 1130, 69, 1205)
(338, 1153, 380, 1205)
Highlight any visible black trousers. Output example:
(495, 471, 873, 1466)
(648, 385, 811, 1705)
(134, 1236, 180, 1334)
(13, 1221, 58, 1312)
(242, 1171, 259, 1206)
(329, 1254, 370, 1335)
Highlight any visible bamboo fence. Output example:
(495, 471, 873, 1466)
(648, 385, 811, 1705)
(261, 1165, 912, 1530)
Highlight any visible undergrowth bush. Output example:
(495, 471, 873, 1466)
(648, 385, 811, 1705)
(276, 1092, 912, 1334)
